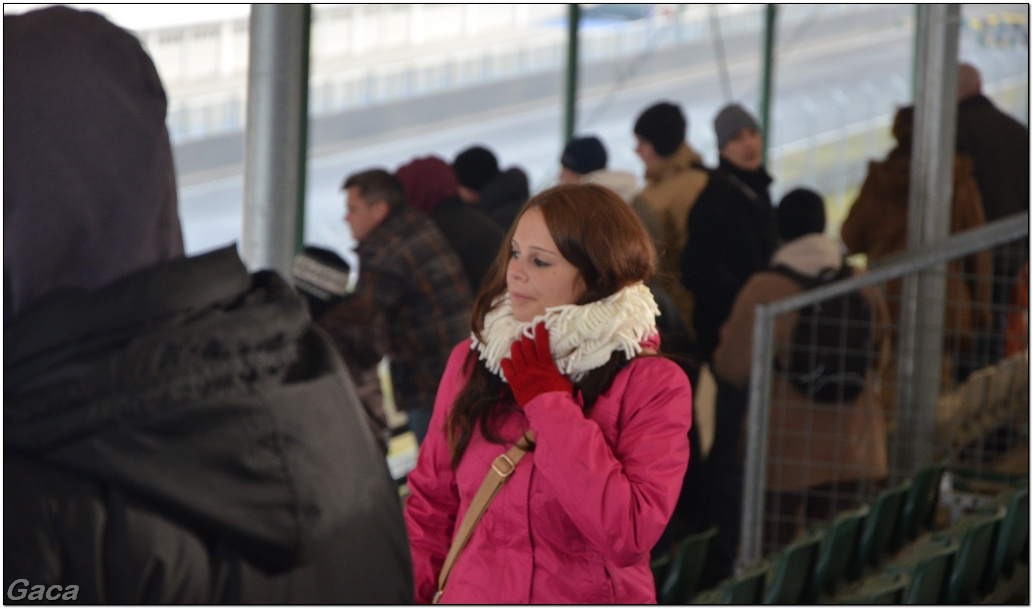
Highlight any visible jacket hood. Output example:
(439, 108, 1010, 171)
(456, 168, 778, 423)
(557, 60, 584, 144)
(4, 7, 184, 323)
(584, 169, 640, 203)
(4, 247, 389, 573)
(770, 233, 846, 277)
(644, 142, 704, 184)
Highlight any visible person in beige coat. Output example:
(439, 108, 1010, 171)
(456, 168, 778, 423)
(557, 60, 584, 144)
(713, 188, 891, 552)
(630, 101, 708, 344)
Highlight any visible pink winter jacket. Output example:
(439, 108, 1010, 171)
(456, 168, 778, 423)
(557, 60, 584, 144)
(405, 338, 693, 604)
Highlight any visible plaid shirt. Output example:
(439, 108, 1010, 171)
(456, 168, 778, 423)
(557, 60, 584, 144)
(355, 206, 474, 412)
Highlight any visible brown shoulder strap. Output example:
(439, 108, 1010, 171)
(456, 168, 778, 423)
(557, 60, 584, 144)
(433, 430, 535, 604)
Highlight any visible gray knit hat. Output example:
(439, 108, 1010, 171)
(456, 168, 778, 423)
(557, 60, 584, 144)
(714, 103, 760, 150)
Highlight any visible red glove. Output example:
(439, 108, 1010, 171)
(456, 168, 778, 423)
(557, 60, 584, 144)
(501, 322, 573, 407)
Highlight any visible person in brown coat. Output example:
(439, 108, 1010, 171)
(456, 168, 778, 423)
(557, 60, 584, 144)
(714, 188, 892, 552)
(840, 105, 993, 381)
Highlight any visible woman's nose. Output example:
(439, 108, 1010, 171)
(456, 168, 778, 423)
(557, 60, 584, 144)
(507, 258, 526, 282)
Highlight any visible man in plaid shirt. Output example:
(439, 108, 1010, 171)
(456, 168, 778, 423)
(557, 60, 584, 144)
(340, 168, 475, 444)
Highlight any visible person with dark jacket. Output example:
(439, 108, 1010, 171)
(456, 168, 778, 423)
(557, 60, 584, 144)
(342, 168, 474, 445)
(956, 62, 1030, 362)
(4, 7, 412, 603)
(452, 144, 531, 232)
(630, 101, 710, 348)
(681, 103, 780, 363)
(679, 102, 780, 587)
(396, 155, 505, 293)
(956, 63, 1029, 229)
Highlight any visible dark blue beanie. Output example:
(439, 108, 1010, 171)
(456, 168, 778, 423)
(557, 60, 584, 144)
(560, 136, 608, 175)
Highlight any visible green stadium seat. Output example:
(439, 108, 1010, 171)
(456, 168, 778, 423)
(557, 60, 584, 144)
(834, 570, 910, 604)
(805, 504, 869, 603)
(847, 481, 910, 580)
(979, 485, 1029, 593)
(657, 526, 717, 604)
(690, 564, 769, 604)
(763, 528, 823, 604)
(651, 553, 671, 599)
(892, 461, 947, 550)
(885, 536, 958, 604)
(941, 506, 1005, 603)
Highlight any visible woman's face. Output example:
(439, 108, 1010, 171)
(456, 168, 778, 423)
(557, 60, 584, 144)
(506, 206, 586, 322)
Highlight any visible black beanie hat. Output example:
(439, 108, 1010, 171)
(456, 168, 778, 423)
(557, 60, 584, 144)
(776, 188, 826, 242)
(452, 145, 500, 192)
(633, 101, 686, 157)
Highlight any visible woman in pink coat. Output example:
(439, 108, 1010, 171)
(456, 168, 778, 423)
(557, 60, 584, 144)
(404, 183, 693, 603)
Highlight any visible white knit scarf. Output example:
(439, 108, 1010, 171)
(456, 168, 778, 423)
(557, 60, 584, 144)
(470, 282, 661, 383)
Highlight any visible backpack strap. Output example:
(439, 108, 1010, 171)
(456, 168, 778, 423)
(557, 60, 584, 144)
(769, 259, 851, 288)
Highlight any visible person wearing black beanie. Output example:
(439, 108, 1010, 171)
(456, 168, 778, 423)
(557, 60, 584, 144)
(628, 101, 710, 567)
(776, 187, 826, 243)
(452, 145, 500, 194)
(713, 181, 890, 557)
(628, 100, 709, 355)
(633, 101, 686, 157)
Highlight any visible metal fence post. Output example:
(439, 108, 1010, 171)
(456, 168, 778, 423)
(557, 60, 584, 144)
(896, 4, 961, 474)
(740, 302, 777, 568)
(563, 4, 581, 145)
(241, 4, 309, 274)
(759, 4, 778, 166)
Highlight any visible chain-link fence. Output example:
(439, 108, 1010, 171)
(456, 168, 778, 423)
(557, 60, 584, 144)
(740, 213, 1028, 566)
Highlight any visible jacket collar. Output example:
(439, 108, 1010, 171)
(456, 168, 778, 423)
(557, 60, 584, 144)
(645, 142, 704, 184)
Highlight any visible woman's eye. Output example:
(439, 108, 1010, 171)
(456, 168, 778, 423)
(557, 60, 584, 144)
(533, 257, 550, 268)
(510, 249, 519, 259)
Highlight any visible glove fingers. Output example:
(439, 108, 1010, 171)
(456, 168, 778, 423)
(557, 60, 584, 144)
(508, 334, 527, 370)
(520, 333, 537, 365)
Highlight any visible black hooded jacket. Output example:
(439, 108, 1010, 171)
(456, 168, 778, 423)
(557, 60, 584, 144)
(4, 247, 413, 603)
(4, 7, 412, 602)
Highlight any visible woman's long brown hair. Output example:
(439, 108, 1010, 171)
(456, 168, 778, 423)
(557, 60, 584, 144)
(446, 183, 657, 468)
